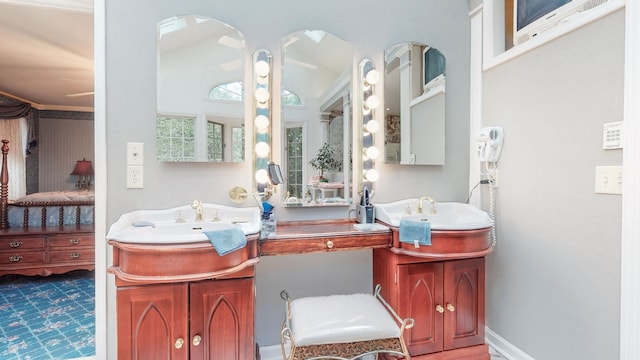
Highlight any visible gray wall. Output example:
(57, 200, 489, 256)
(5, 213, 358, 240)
(483, 9, 624, 360)
(105, 0, 472, 351)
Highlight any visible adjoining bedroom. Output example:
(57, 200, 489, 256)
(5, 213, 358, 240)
(0, 1, 95, 359)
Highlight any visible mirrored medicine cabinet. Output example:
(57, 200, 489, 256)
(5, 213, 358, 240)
(384, 42, 446, 165)
(156, 15, 246, 162)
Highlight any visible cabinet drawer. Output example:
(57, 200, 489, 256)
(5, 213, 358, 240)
(0, 251, 46, 266)
(0, 237, 45, 251)
(50, 248, 95, 263)
(49, 234, 95, 249)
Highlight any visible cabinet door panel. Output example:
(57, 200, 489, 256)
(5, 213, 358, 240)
(190, 278, 254, 360)
(398, 262, 444, 355)
(443, 258, 485, 350)
(117, 283, 188, 360)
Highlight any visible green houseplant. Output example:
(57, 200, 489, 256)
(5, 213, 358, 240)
(309, 143, 342, 182)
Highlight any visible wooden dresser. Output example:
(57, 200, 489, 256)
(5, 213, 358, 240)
(0, 224, 95, 277)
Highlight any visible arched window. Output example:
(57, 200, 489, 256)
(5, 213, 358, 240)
(208, 81, 243, 101)
(282, 89, 302, 107)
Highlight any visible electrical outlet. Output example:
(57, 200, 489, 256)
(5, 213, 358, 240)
(595, 166, 622, 195)
(127, 142, 144, 165)
(127, 166, 144, 188)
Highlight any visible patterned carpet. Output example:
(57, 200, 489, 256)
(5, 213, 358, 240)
(0, 270, 95, 359)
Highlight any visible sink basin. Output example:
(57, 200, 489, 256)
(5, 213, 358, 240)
(374, 199, 493, 230)
(107, 204, 261, 243)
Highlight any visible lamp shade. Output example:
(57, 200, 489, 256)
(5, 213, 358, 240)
(71, 159, 94, 176)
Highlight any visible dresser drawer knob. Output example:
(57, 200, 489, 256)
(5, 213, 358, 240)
(69, 238, 81, 245)
(326, 240, 334, 249)
(9, 241, 23, 248)
(9, 255, 23, 262)
(69, 252, 81, 259)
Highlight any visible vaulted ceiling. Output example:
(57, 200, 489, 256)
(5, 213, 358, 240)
(0, 0, 94, 111)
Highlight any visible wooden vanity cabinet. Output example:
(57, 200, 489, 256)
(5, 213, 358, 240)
(109, 236, 259, 360)
(116, 277, 254, 360)
(374, 249, 488, 359)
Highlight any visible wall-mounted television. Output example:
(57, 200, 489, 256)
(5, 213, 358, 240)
(514, 0, 608, 45)
(422, 46, 445, 93)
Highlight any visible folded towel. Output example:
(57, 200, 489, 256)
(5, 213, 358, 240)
(399, 218, 431, 246)
(203, 228, 247, 256)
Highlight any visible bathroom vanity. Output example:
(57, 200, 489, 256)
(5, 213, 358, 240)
(108, 204, 492, 360)
(107, 204, 262, 360)
(108, 236, 259, 360)
(373, 227, 492, 360)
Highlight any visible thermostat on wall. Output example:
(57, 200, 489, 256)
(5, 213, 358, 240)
(603, 121, 623, 150)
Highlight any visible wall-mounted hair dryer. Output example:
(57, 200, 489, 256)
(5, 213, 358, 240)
(477, 127, 504, 163)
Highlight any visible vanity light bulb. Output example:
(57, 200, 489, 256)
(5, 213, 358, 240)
(255, 169, 269, 184)
(255, 60, 270, 77)
(257, 75, 269, 85)
(365, 69, 380, 86)
(255, 141, 270, 158)
(255, 87, 270, 104)
(365, 146, 380, 160)
(365, 119, 380, 133)
(365, 95, 380, 110)
(255, 115, 270, 133)
(365, 169, 380, 182)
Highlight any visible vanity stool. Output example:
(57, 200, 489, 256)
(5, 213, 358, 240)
(280, 285, 414, 360)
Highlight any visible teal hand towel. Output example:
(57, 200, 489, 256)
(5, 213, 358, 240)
(399, 218, 431, 246)
(203, 228, 247, 256)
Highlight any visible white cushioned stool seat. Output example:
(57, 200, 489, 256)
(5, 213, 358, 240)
(280, 285, 413, 360)
(291, 293, 401, 346)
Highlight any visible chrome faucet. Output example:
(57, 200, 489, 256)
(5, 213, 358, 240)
(192, 200, 204, 221)
(418, 195, 437, 214)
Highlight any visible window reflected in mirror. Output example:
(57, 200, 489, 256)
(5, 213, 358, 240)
(281, 30, 353, 207)
(384, 42, 446, 165)
(156, 15, 246, 162)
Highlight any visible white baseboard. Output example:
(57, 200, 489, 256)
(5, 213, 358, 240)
(259, 344, 281, 360)
(486, 327, 537, 360)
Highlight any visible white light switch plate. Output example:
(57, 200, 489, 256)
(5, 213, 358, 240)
(595, 166, 622, 195)
(127, 142, 144, 165)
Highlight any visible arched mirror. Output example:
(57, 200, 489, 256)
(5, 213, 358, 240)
(384, 42, 445, 165)
(156, 15, 246, 162)
(280, 30, 353, 207)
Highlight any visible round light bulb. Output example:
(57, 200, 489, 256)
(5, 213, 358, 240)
(364, 169, 380, 182)
(255, 169, 269, 184)
(365, 95, 380, 110)
(365, 69, 380, 85)
(255, 141, 270, 158)
(366, 119, 380, 133)
(255, 87, 270, 103)
(365, 146, 380, 160)
(254, 60, 270, 77)
(255, 115, 269, 133)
